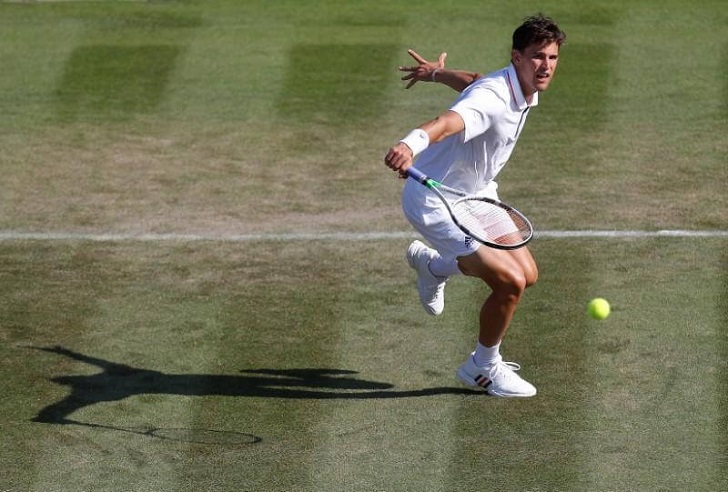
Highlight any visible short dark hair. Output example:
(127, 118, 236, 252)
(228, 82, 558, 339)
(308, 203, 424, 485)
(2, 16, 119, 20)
(512, 14, 566, 52)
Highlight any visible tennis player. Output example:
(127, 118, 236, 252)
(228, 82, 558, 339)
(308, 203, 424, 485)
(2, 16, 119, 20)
(384, 15, 566, 397)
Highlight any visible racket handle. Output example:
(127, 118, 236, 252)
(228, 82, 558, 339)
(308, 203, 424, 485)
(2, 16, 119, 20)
(405, 167, 428, 184)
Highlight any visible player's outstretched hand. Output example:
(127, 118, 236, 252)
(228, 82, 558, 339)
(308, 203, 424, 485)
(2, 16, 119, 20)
(399, 49, 447, 89)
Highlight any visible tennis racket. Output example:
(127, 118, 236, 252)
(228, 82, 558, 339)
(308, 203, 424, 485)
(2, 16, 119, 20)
(406, 167, 533, 250)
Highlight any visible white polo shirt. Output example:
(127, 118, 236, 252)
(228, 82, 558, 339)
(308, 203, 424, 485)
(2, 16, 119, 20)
(407, 63, 537, 195)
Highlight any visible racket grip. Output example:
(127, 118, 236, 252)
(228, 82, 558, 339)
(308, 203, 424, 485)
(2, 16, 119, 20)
(405, 167, 428, 184)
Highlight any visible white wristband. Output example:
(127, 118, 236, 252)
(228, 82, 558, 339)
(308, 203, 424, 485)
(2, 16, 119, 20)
(399, 129, 429, 157)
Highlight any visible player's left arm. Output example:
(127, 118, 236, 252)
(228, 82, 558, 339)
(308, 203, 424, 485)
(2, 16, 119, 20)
(399, 49, 480, 92)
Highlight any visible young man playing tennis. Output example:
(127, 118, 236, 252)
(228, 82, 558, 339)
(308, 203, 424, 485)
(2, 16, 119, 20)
(384, 15, 565, 397)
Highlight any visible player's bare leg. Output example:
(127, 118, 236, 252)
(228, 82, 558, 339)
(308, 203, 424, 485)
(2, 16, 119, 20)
(455, 246, 538, 397)
(458, 246, 536, 345)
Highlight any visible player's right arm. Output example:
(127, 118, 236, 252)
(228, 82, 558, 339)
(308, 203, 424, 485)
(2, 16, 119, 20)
(399, 49, 480, 92)
(384, 110, 465, 176)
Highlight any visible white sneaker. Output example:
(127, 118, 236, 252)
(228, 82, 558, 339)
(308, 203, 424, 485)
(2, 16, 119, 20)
(406, 240, 447, 316)
(457, 353, 537, 397)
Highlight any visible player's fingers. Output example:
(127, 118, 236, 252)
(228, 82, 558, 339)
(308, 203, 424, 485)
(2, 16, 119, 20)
(384, 149, 402, 169)
(407, 49, 426, 64)
(384, 154, 395, 169)
(385, 147, 410, 170)
(437, 52, 448, 67)
(405, 79, 418, 89)
(398, 163, 413, 178)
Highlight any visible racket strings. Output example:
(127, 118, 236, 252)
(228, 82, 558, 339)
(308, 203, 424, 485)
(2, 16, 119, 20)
(452, 198, 531, 246)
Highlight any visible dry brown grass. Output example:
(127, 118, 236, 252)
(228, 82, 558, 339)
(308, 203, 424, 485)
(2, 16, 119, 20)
(0, 120, 408, 236)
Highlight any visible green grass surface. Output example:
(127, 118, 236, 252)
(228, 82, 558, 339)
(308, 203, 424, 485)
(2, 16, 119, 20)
(0, 0, 726, 490)
(1, 240, 726, 490)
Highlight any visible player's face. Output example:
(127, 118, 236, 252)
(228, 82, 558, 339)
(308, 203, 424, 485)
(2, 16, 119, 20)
(512, 41, 560, 98)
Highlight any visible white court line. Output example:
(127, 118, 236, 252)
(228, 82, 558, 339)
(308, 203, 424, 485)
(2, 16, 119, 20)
(0, 230, 726, 242)
(539, 230, 728, 238)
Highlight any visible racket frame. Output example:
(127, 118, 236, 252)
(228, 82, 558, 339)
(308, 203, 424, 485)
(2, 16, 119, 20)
(406, 167, 533, 250)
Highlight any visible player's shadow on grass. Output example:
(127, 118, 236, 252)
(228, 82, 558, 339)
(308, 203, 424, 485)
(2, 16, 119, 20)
(30, 345, 478, 425)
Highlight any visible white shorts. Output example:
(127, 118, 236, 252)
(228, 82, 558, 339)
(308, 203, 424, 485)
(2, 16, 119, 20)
(402, 179, 500, 261)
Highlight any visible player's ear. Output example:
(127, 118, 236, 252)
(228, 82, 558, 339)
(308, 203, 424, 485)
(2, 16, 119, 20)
(511, 49, 521, 64)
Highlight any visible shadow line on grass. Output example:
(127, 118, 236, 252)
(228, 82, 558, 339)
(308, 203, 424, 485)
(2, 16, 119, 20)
(29, 345, 479, 426)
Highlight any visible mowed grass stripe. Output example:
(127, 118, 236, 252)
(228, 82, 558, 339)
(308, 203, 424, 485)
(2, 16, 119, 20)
(7, 242, 351, 490)
(442, 14, 620, 486)
(604, 3, 727, 230)
(720, 250, 728, 487)
(0, 7, 82, 129)
(0, 243, 208, 489)
(55, 44, 184, 122)
(722, 30, 728, 478)
(0, 243, 117, 488)
(277, 43, 399, 125)
(0, 1, 200, 127)
(442, 242, 594, 490)
(558, 5, 726, 487)
(584, 239, 726, 489)
(178, 242, 351, 490)
(584, 7, 727, 487)
(24, 244, 215, 490)
(307, 242, 473, 491)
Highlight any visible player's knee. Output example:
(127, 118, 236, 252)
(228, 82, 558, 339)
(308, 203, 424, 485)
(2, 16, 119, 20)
(509, 270, 528, 296)
(491, 268, 527, 299)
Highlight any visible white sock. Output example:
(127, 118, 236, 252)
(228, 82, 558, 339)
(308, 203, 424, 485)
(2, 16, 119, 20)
(473, 341, 502, 368)
(429, 254, 461, 277)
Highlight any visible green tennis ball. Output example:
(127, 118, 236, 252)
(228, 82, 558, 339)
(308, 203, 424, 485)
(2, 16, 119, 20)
(587, 298, 610, 320)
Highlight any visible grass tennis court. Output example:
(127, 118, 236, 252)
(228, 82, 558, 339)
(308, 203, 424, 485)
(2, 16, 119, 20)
(1, 0, 726, 490)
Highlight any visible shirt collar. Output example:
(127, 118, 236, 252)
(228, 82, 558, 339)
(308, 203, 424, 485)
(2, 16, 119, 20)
(506, 63, 538, 109)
